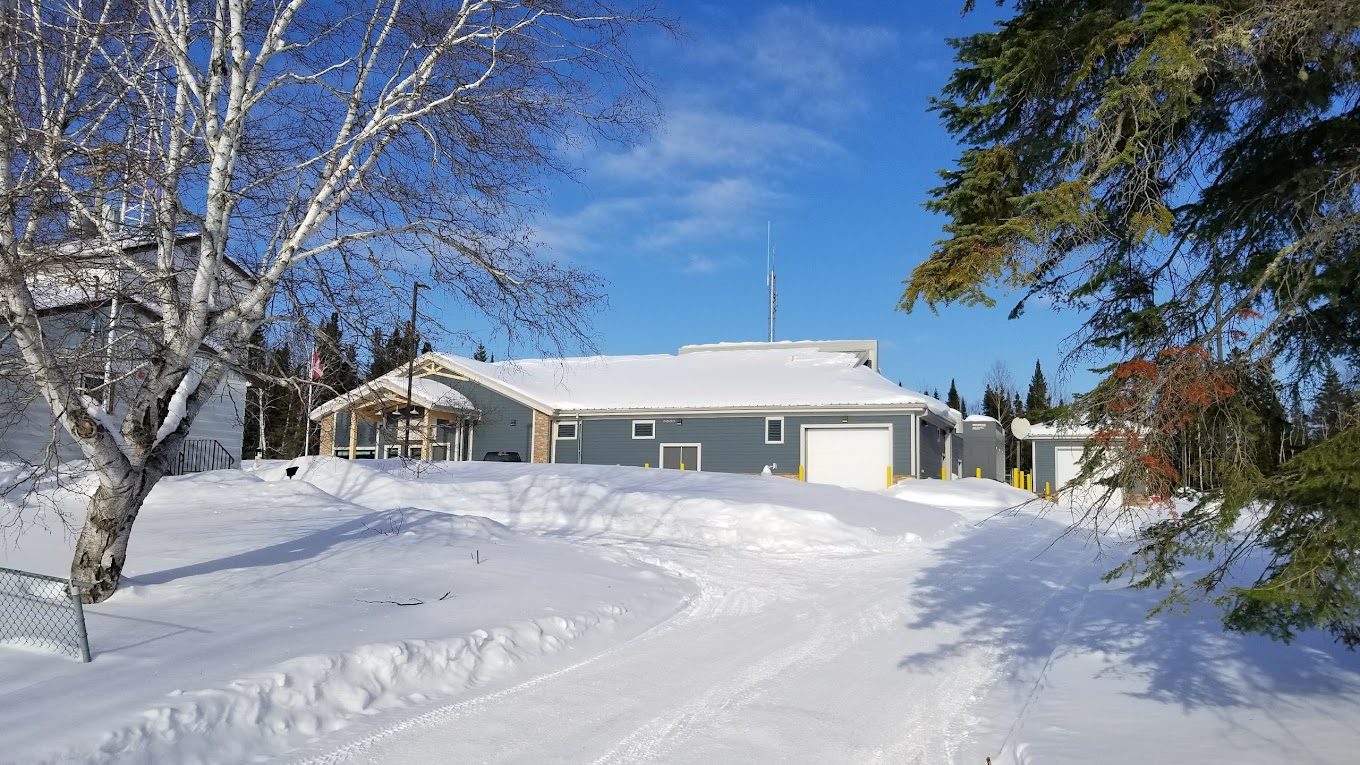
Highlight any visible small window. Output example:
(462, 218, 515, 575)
(556, 422, 577, 439)
(80, 374, 103, 393)
(765, 417, 784, 444)
(632, 420, 655, 439)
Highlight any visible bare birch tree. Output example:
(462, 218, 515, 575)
(0, 0, 666, 602)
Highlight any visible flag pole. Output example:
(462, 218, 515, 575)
(304, 342, 317, 456)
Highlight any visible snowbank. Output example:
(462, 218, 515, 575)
(0, 469, 686, 765)
(269, 458, 964, 554)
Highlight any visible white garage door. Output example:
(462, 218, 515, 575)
(1053, 444, 1122, 506)
(804, 426, 892, 491)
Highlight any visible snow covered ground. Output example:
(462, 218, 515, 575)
(2, 460, 1358, 764)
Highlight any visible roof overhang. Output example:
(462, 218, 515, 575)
(309, 372, 476, 421)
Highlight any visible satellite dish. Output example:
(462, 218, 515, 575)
(1011, 417, 1031, 439)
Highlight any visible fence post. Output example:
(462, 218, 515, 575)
(68, 581, 92, 663)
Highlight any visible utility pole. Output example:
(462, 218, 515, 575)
(403, 282, 428, 459)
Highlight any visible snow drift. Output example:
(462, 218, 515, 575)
(265, 458, 964, 554)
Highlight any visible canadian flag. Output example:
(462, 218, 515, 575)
(309, 349, 324, 380)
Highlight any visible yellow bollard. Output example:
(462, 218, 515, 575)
(1028, 473, 1034, 492)
(644, 462, 650, 468)
(887, 466, 893, 488)
(799, 465, 805, 482)
(941, 466, 948, 481)
(1012, 468, 1019, 487)
(976, 468, 982, 479)
(1045, 482, 1051, 500)
(680, 463, 685, 471)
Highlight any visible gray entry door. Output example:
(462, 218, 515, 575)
(660, 444, 700, 471)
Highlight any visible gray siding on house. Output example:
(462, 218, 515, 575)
(551, 412, 918, 476)
(186, 372, 248, 464)
(918, 422, 946, 479)
(0, 383, 81, 464)
(1031, 439, 1059, 494)
(424, 374, 534, 458)
(0, 372, 248, 466)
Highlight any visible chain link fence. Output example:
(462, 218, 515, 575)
(0, 566, 92, 662)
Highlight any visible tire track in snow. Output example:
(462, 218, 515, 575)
(866, 521, 1097, 764)
(287, 546, 729, 765)
(589, 565, 910, 765)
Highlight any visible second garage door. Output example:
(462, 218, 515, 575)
(804, 425, 892, 491)
(1053, 444, 1123, 507)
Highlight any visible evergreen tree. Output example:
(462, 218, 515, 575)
(1311, 365, 1355, 441)
(472, 343, 489, 362)
(366, 321, 418, 379)
(946, 379, 967, 417)
(904, 0, 1360, 645)
(1025, 360, 1051, 415)
(316, 313, 361, 399)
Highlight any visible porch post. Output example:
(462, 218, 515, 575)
(421, 408, 433, 460)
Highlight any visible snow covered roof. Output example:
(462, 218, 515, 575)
(677, 339, 879, 370)
(425, 348, 950, 418)
(310, 374, 474, 420)
(963, 414, 999, 423)
(1020, 422, 1097, 440)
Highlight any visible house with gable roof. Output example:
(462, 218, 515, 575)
(0, 235, 251, 471)
(309, 340, 960, 491)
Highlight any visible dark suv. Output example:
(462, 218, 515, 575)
(481, 451, 523, 462)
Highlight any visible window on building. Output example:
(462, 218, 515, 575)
(632, 420, 655, 439)
(765, 417, 784, 444)
(556, 422, 577, 439)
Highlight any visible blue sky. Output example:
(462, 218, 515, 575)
(443, 2, 1098, 411)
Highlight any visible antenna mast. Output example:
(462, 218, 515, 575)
(766, 222, 777, 342)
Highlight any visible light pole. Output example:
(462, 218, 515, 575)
(403, 281, 428, 459)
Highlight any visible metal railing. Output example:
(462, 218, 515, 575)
(0, 566, 92, 662)
(174, 438, 236, 475)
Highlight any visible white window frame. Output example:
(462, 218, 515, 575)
(764, 416, 784, 445)
(632, 420, 656, 439)
(555, 421, 578, 440)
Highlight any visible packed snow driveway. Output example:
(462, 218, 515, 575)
(283, 463, 1094, 764)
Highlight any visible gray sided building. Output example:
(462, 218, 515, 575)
(311, 342, 961, 492)
(1020, 423, 1127, 506)
(0, 304, 249, 470)
(2, 235, 253, 471)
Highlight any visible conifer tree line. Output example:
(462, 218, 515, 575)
(241, 316, 486, 459)
(939, 357, 1354, 483)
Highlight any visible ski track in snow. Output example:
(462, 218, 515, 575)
(289, 513, 1094, 765)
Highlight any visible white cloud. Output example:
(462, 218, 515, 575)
(744, 6, 899, 120)
(537, 5, 897, 275)
(683, 254, 719, 275)
(596, 109, 844, 182)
